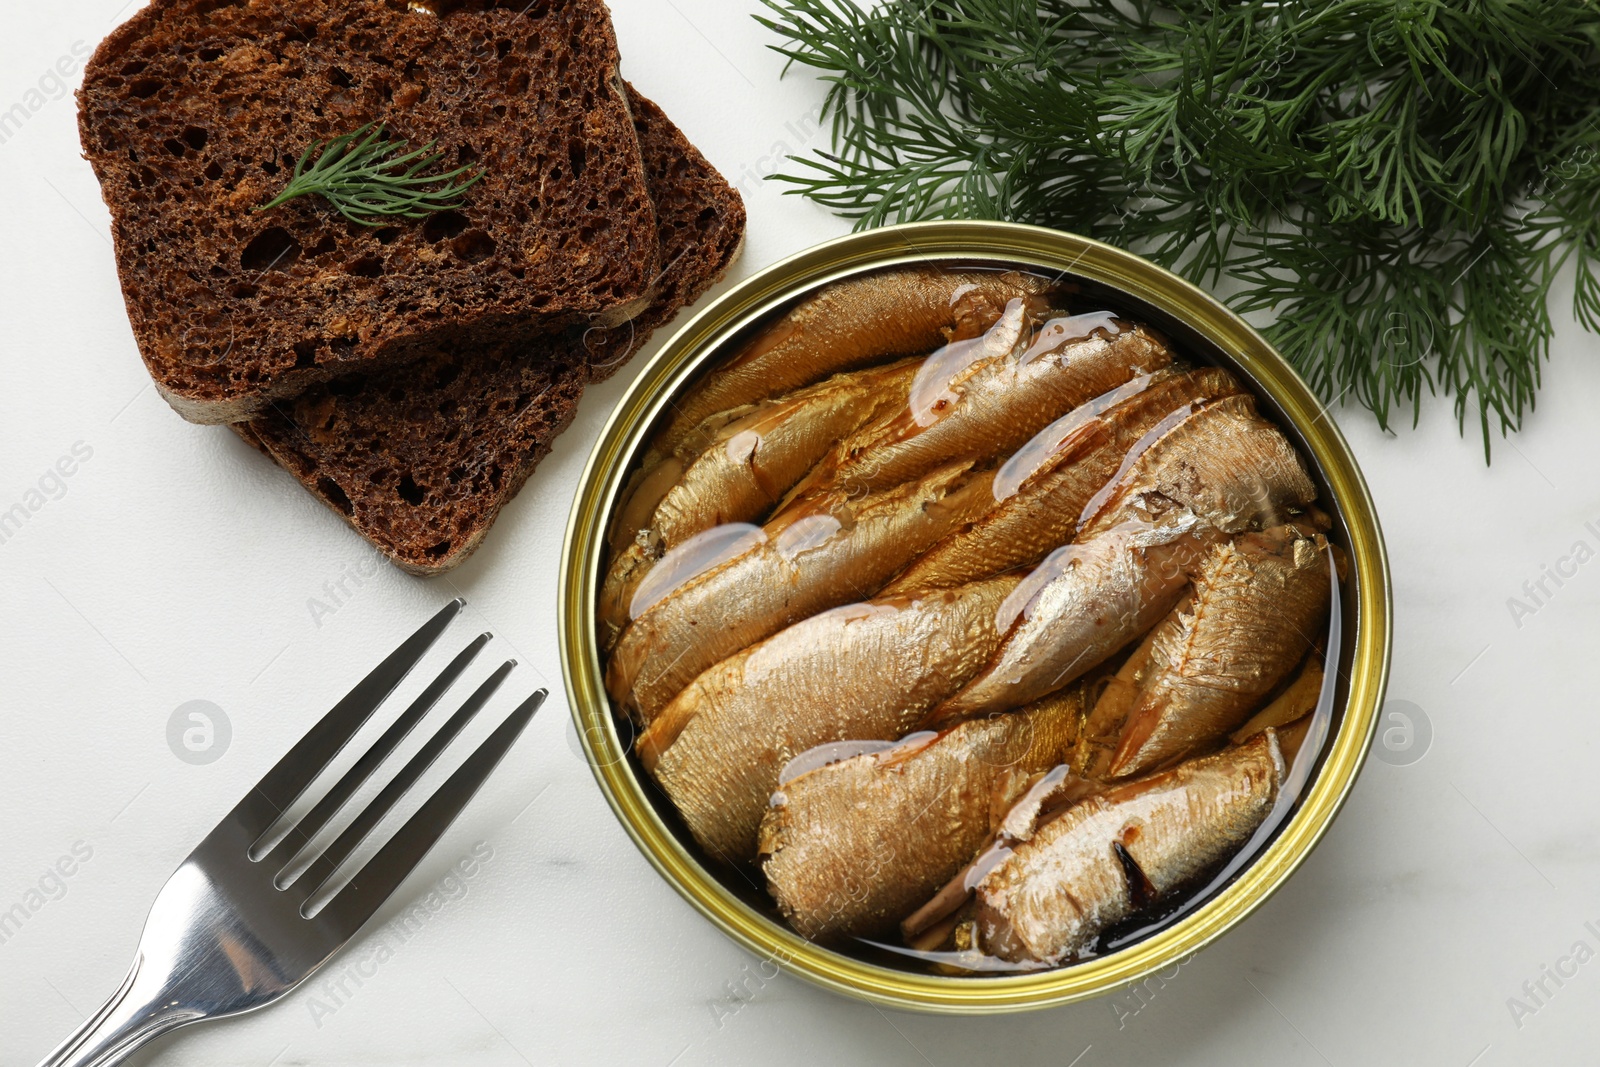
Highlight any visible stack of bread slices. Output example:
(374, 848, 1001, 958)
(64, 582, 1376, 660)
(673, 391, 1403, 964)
(77, 0, 745, 573)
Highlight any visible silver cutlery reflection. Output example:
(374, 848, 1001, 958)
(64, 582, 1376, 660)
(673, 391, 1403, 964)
(37, 599, 543, 1067)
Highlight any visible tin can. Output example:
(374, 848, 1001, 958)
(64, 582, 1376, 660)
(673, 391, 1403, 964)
(559, 221, 1390, 1012)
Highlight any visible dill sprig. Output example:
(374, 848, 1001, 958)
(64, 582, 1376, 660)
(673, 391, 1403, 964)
(255, 123, 482, 226)
(757, 0, 1600, 459)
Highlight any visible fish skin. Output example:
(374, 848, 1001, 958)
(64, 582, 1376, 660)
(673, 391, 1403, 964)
(884, 367, 1241, 595)
(1232, 654, 1324, 745)
(1068, 595, 1185, 782)
(602, 404, 772, 647)
(606, 404, 757, 557)
(607, 454, 688, 559)
(1108, 526, 1332, 777)
(653, 268, 1058, 452)
(646, 577, 1022, 862)
(1080, 392, 1317, 539)
(606, 461, 999, 721)
(655, 360, 923, 545)
(971, 732, 1284, 965)
(597, 361, 922, 648)
(795, 320, 1175, 506)
(924, 517, 1219, 727)
(597, 537, 658, 654)
(759, 685, 1089, 941)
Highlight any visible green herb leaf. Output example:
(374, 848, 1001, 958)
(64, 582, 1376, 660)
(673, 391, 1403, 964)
(758, 0, 1600, 460)
(255, 123, 482, 226)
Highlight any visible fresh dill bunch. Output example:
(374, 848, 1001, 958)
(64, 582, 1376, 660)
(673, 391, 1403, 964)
(255, 123, 482, 226)
(757, 0, 1600, 458)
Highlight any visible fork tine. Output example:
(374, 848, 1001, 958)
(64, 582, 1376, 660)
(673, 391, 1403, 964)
(261, 632, 492, 873)
(292, 660, 516, 899)
(223, 599, 465, 839)
(316, 688, 546, 933)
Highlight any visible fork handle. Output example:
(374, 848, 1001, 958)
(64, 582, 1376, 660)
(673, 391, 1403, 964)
(36, 954, 200, 1067)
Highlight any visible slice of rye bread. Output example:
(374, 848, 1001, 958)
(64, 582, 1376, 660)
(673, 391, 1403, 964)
(234, 87, 746, 575)
(78, 0, 660, 424)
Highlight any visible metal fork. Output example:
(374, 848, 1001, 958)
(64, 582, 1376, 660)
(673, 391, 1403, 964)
(37, 598, 544, 1067)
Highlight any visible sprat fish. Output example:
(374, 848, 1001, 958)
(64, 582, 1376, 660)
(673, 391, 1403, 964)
(598, 360, 921, 649)
(787, 314, 1174, 507)
(1105, 525, 1332, 777)
(1080, 392, 1317, 539)
(885, 366, 1241, 594)
(759, 685, 1091, 940)
(646, 576, 1021, 861)
(951, 732, 1284, 965)
(653, 267, 1059, 452)
(925, 516, 1218, 727)
(606, 461, 997, 721)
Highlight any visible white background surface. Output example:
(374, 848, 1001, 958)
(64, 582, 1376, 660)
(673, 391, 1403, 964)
(3, 2, 1599, 1064)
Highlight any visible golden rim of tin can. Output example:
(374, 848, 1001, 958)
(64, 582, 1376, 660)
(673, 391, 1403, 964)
(559, 221, 1392, 1014)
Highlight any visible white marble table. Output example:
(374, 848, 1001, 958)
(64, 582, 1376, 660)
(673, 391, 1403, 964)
(3, 2, 1597, 1064)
